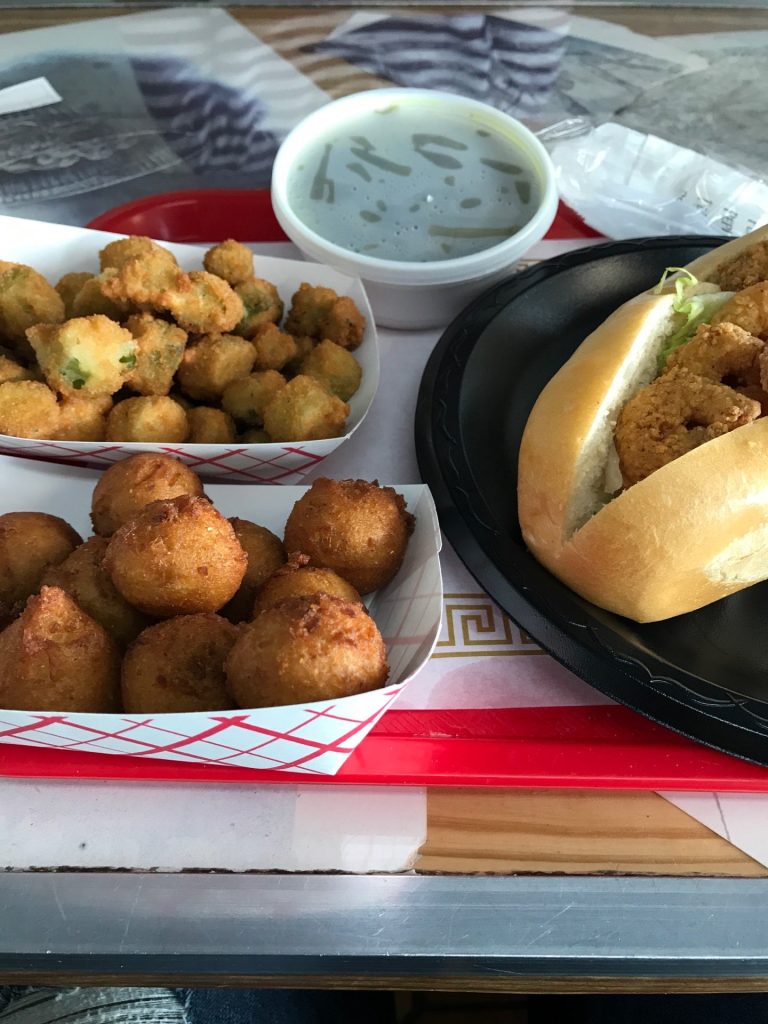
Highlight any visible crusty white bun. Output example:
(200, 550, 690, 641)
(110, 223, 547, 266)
(517, 257, 768, 623)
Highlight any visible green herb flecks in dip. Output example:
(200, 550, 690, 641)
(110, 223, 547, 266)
(287, 101, 539, 262)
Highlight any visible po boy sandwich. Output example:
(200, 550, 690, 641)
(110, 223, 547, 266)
(518, 225, 768, 622)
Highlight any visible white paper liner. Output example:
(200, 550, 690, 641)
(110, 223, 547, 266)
(0, 458, 442, 774)
(0, 216, 379, 482)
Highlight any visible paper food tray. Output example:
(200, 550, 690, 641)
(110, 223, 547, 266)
(0, 457, 442, 775)
(0, 215, 379, 483)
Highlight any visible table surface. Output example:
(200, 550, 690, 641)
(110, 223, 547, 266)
(3, 2, 768, 991)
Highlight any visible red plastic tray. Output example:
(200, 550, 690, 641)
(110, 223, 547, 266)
(3, 189, 764, 791)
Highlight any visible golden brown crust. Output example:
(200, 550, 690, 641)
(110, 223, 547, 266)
(0, 512, 82, 619)
(253, 552, 362, 616)
(91, 453, 204, 537)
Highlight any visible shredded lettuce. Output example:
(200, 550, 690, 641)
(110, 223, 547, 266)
(654, 267, 733, 370)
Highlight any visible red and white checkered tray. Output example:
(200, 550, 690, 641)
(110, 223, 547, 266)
(0, 216, 379, 483)
(0, 457, 443, 775)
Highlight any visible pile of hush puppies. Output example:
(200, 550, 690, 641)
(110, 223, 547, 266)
(0, 236, 366, 445)
(0, 454, 415, 716)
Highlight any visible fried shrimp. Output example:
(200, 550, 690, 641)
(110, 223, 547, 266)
(614, 368, 761, 487)
(664, 322, 763, 387)
(711, 283, 768, 341)
(716, 241, 768, 292)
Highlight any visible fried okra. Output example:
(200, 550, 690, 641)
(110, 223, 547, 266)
(262, 375, 348, 442)
(55, 272, 93, 318)
(99, 236, 177, 273)
(91, 453, 205, 537)
(221, 370, 286, 427)
(106, 396, 189, 443)
(250, 322, 298, 372)
(0, 381, 60, 439)
(0, 586, 120, 712)
(56, 395, 113, 441)
(27, 315, 137, 397)
(0, 512, 81, 619)
(300, 339, 362, 401)
(104, 495, 247, 617)
(177, 332, 256, 402)
(221, 518, 286, 623)
(124, 313, 187, 396)
(203, 240, 254, 286)
(234, 278, 283, 336)
(42, 536, 149, 648)
(0, 354, 35, 385)
(122, 613, 240, 714)
(100, 249, 178, 309)
(285, 283, 365, 350)
(70, 272, 128, 321)
(187, 406, 237, 444)
(0, 262, 65, 354)
(164, 271, 244, 334)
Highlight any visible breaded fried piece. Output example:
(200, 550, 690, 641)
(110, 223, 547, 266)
(55, 272, 93, 318)
(42, 536, 149, 648)
(0, 586, 121, 712)
(203, 239, 254, 286)
(233, 278, 283, 336)
(225, 594, 388, 709)
(221, 518, 286, 623)
(664, 321, 763, 386)
(187, 406, 237, 444)
(56, 395, 113, 441)
(711, 282, 768, 341)
(285, 284, 365, 350)
(300, 339, 362, 400)
(100, 236, 177, 273)
(177, 332, 256, 402)
(0, 380, 60, 439)
(91, 453, 204, 537)
(71, 271, 128, 321)
(221, 371, 286, 427)
(0, 354, 35, 385)
(0, 262, 65, 354)
(104, 495, 247, 617)
(253, 552, 362, 616)
(27, 315, 137, 397)
(164, 271, 244, 334)
(615, 368, 761, 487)
(106, 395, 189, 443)
(717, 242, 768, 292)
(250, 322, 298, 372)
(122, 613, 240, 713)
(0, 512, 82, 619)
(262, 375, 348, 442)
(284, 478, 415, 594)
(100, 249, 178, 309)
(124, 312, 187, 396)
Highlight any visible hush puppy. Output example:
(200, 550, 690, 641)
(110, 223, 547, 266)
(253, 553, 362, 616)
(91, 453, 205, 537)
(0, 512, 82, 619)
(0, 381, 59, 439)
(177, 333, 256, 402)
(187, 406, 237, 444)
(250, 323, 298, 372)
(234, 278, 283, 336)
(300, 339, 362, 401)
(104, 495, 247, 617)
(0, 586, 120, 712)
(262, 375, 348, 442)
(124, 313, 187, 396)
(0, 261, 65, 353)
(203, 239, 254, 286)
(122, 613, 239, 713)
(225, 594, 388, 709)
(27, 315, 137, 397)
(221, 519, 286, 623)
(106, 395, 189, 443)
(42, 535, 149, 648)
(221, 371, 286, 427)
(284, 478, 414, 594)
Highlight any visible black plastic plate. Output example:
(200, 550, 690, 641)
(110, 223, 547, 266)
(416, 237, 768, 767)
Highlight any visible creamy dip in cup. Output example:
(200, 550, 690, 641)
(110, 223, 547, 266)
(272, 89, 557, 330)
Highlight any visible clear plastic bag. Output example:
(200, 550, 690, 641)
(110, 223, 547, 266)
(543, 120, 768, 239)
